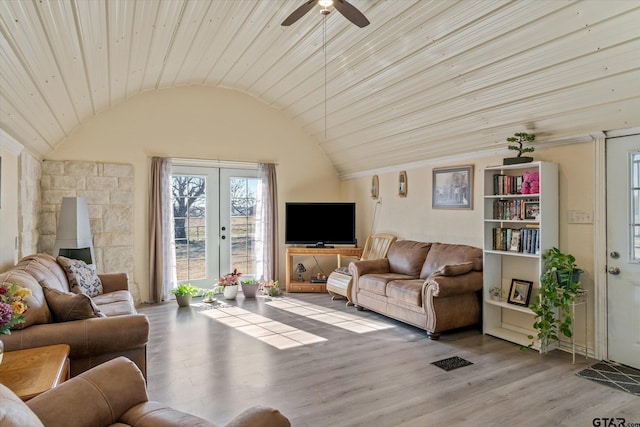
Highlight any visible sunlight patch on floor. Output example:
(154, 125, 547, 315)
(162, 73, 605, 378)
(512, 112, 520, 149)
(265, 297, 394, 333)
(200, 305, 327, 349)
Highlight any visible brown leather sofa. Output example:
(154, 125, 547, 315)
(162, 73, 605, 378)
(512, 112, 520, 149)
(350, 240, 483, 339)
(0, 253, 149, 377)
(0, 356, 291, 427)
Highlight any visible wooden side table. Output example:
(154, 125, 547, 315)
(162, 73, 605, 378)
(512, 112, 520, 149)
(0, 344, 70, 401)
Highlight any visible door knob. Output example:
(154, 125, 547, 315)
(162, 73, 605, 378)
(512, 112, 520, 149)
(608, 266, 620, 275)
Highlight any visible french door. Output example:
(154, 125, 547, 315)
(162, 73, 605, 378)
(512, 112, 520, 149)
(171, 165, 259, 289)
(606, 133, 640, 369)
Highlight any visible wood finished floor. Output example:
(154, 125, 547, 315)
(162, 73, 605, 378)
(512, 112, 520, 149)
(137, 293, 639, 427)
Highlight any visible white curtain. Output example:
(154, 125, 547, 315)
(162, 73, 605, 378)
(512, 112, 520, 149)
(149, 157, 177, 302)
(255, 163, 278, 281)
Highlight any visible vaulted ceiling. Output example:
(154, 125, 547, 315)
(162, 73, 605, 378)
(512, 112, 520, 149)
(1, 0, 639, 177)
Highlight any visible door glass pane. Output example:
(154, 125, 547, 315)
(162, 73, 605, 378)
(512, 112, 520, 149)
(229, 177, 259, 279)
(632, 152, 640, 260)
(172, 175, 207, 282)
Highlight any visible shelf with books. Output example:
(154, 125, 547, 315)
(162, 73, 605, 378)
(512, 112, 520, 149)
(482, 161, 558, 351)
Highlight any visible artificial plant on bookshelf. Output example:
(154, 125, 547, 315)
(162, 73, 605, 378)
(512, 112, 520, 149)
(482, 161, 558, 351)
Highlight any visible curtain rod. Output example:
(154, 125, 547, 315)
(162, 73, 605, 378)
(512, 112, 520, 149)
(167, 157, 278, 169)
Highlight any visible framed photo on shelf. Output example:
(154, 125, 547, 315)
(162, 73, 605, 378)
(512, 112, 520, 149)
(509, 229, 521, 252)
(507, 279, 533, 306)
(524, 201, 540, 220)
(432, 165, 473, 209)
(398, 171, 407, 197)
(371, 175, 379, 200)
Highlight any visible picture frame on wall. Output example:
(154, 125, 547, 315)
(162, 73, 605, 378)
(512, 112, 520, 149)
(371, 175, 379, 200)
(432, 165, 473, 209)
(398, 171, 407, 197)
(507, 278, 533, 306)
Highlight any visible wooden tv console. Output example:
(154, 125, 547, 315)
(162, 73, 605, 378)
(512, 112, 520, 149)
(285, 246, 362, 293)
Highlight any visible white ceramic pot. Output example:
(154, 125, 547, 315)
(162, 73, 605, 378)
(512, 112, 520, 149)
(223, 284, 239, 300)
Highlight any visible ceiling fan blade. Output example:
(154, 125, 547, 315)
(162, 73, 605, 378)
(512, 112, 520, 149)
(281, 0, 317, 26)
(333, 0, 370, 28)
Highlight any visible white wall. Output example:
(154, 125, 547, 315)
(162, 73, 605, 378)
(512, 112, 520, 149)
(0, 129, 26, 270)
(45, 86, 341, 302)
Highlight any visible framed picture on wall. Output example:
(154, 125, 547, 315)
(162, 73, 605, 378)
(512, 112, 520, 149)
(371, 175, 379, 200)
(432, 165, 473, 209)
(398, 171, 407, 197)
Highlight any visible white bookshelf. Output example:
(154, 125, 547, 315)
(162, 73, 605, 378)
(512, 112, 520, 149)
(482, 161, 558, 351)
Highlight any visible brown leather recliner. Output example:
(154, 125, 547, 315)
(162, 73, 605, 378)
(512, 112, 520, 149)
(0, 357, 291, 427)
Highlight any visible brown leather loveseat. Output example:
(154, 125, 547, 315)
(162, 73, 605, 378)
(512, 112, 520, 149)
(0, 253, 148, 377)
(350, 240, 483, 339)
(0, 356, 291, 427)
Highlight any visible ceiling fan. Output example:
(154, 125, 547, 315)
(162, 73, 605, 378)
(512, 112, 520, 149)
(282, 0, 370, 28)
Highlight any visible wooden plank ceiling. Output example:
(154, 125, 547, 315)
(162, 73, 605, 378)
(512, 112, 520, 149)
(1, 0, 639, 177)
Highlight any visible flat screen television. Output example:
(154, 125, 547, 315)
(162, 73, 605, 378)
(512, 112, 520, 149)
(285, 202, 356, 247)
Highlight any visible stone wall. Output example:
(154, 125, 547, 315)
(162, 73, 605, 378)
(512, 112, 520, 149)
(39, 161, 139, 303)
(18, 151, 41, 258)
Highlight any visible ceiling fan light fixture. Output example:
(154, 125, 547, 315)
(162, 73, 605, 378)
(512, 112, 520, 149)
(318, 0, 334, 7)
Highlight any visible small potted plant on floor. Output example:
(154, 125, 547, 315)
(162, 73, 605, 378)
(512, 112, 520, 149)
(170, 283, 199, 307)
(240, 279, 259, 298)
(215, 269, 241, 300)
(527, 247, 584, 352)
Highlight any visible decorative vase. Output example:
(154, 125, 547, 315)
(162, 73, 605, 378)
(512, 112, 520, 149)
(175, 294, 192, 307)
(223, 284, 239, 300)
(241, 283, 258, 298)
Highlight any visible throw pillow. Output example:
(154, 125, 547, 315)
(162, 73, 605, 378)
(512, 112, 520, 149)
(43, 287, 105, 322)
(57, 256, 103, 296)
(433, 262, 474, 277)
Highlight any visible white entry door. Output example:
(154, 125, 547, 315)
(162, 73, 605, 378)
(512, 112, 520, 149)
(606, 132, 640, 369)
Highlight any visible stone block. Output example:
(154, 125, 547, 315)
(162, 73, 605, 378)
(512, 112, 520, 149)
(65, 162, 98, 176)
(42, 189, 77, 204)
(110, 191, 134, 206)
(88, 204, 103, 219)
(87, 176, 118, 191)
(103, 206, 132, 232)
(50, 175, 86, 190)
(42, 161, 64, 175)
(103, 246, 134, 272)
(103, 163, 134, 178)
(40, 212, 58, 235)
(94, 232, 133, 247)
(118, 177, 134, 191)
(77, 190, 110, 205)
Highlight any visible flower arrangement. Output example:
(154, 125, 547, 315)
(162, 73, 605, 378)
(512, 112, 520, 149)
(218, 269, 241, 287)
(260, 280, 281, 297)
(0, 283, 32, 335)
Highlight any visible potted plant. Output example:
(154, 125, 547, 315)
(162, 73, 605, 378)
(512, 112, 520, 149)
(170, 283, 199, 307)
(503, 132, 535, 165)
(214, 269, 241, 300)
(260, 279, 281, 297)
(489, 286, 504, 301)
(526, 247, 583, 352)
(240, 279, 259, 298)
(202, 288, 217, 303)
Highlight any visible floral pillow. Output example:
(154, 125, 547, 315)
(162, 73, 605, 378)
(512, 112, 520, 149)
(56, 256, 103, 297)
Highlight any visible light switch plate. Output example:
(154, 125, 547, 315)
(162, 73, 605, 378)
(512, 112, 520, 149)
(568, 210, 593, 224)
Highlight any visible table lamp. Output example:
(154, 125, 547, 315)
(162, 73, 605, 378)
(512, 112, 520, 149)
(295, 263, 307, 282)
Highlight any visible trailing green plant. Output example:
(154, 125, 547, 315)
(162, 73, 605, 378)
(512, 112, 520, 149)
(507, 132, 535, 157)
(169, 283, 200, 296)
(524, 247, 582, 352)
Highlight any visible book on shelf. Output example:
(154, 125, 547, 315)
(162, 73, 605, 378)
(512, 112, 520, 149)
(492, 226, 540, 254)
